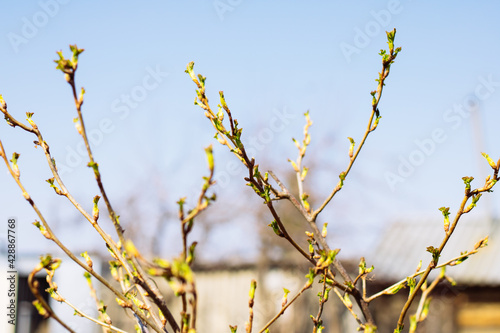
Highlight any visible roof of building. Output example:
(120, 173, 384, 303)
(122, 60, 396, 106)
(367, 218, 500, 286)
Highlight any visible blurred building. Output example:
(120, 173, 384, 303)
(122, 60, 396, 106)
(367, 219, 500, 333)
(3, 219, 500, 332)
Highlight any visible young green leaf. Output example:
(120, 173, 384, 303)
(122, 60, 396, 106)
(462, 176, 474, 190)
(282, 288, 290, 307)
(426, 246, 440, 265)
(305, 268, 316, 287)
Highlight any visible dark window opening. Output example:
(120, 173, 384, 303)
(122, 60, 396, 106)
(16, 275, 50, 333)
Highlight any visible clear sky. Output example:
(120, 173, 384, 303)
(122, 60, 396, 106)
(1, 1, 500, 262)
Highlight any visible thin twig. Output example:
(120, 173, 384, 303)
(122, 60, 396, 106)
(312, 272, 329, 333)
(270, 170, 374, 324)
(246, 280, 257, 333)
(311, 49, 396, 221)
(258, 282, 312, 333)
(68, 74, 126, 244)
(0, 139, 163, 333)
(59, 294, 129, 333)
(187, 33, 402, 328)
(365, 246, 485, 302)
(395, 171, 499, 330)
(0, 107, 137, 280)
(409, 273, 444, 333)
(28, 267, 76, 333)
(333, 288, 363, 326)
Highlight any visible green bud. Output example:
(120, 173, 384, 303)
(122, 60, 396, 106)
(78, 87, 85, 105)
(268, 220, 284, 237)
(406, 276, 416, 296)
(81, 251, 93, 270)
(481, 152, 497, 169)
(348, 137, 355, 158)
(308, 242, 314, 255)
(219, 91, 228, 109)
(261, 184, 271, 203)
(124, 240, 139, 258)
(338, 171, 346, 187)
(249, 279, 257, 299)
(288, 159, 299, 172)
(472, 193, 482, 205)
(87, 161, 99, 176)
(304, 133, 311, 146)
(10, 152, 20, 178)
(197, 74, 206, 87)
(409, 315, 417, 332)
(26, 112, 37, 128)
(387, 282, 405, 295)
(386, 29, 396, 52)
(343, 293, 353, 309)
(185, 62, 197, 82)
(69, 44, 84, 63)
(302, 193, 311, 212)
(439, 207, 450, 217)
(33, 220, 51, 239)
(216, 105, 224, 121)
(0, 94, 6, 109)
(172, 258, 193, 283)
(359, 257, 366, 274)
(45, 178, 63, 195)
(83, 272, 91, 282)
(305, 268, 315, 287)
(300, 167, 308, 181)
(153, 258, 171, 269)
(253, 165, 261, 179)
(321, 223, 328, 238)
(109, 261, 119, 281)
(33, 300, 48, 317)
(370, 90, 377, 105)
(462, 176, 474, 190)
(282, 287, 290, 307)
(394, 324, 404, 333)
(474, 236, 488, 250)
(4, 114, 15, 127)
(187, 242, 197, 265)
(92, 195, 100, 221)
(205, 145, 214, 171)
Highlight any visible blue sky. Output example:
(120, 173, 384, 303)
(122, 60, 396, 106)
(1, 1, 500, 261)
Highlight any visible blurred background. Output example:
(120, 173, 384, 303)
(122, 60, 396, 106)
(1, 1, 500, 332)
